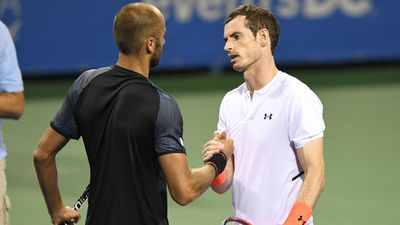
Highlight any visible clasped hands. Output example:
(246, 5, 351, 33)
(202, 131, 233, 162)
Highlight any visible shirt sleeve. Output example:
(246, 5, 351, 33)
(288, 87, 325, 149)
(154, 90, 186, 155)
(50, 71, 93, 139)
(0, 21, 23, 93)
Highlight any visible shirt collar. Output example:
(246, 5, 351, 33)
(241, 70, 282, 96)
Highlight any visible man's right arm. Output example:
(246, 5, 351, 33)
(33, 126, 80, 225)
(159, 153, 216, 205)
(158, 135, 233, 205)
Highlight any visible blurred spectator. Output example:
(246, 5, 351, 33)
(0, 20, 24, 225)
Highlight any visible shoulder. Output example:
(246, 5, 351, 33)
(76, 67, 112, 84)
(0, 21, 9, 37)
(0, 21, 13, 50)
(0, 21, 7, 33)
(65, 66, 113, 106)
(280, 72, 309, 92)
(72, 66, 112, 92)
(277, 72, 323, 113)
(279, 71, 320, 100)
(0, 21, 13, 55)
(222, 82, 246, 101)
(149, 81, 180, 108)
(158, 88, 176, 102)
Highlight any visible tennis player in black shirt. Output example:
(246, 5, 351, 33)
(33, 3, 233, 225)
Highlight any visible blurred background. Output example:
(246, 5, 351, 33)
(1, 0, 400, 224)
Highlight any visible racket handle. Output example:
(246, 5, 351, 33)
(62, 185, 90, 225)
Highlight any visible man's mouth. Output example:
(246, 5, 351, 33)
(229, 54, 239, 62)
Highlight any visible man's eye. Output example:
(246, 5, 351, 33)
(233, 35, 240, 40)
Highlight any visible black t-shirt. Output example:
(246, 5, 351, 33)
(51, 65, 186, 225)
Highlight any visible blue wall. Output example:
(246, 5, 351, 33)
(1, 0, 399, 75)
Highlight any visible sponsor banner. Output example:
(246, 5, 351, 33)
(1, 0, 398, 75)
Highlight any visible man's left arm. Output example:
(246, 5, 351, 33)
(283, 138, 325, 225)
(296, 137, 325, 208)
(0, 91, 24, 119)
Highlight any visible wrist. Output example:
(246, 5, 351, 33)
(283, 202, 312, 225)
(49, 202, 64, 214)
(205, 152, 227, 177)
(212, 169, 227, 187)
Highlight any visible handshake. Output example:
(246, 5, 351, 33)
(201, 131, 234, 179)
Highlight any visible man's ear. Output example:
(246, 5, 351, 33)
(146, 37, 156, 54)
(258, 28, 270, 48)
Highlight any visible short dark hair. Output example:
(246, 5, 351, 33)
(113, 3, 162, 55)
(225, 4, 280, 55)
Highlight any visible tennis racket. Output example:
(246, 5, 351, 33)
(63, 185, 89, 225)
(221, 217, 252, 225)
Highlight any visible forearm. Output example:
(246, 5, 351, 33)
(179, 154, 231, 202)
(295, 138, 325, 208)
(185, 165, 216, 201)
(0, 92, 24, 119)
(211, 157, 233, 194)
(296, 167, 325, 208)
(159, 153, 217, 206)
(33, 151, 64, 215)
(33, 128, 69, 216)
(161, 134, 233, 205)
(284, 139, 324, 225)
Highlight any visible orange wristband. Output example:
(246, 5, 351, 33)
(212, 170, 227, 187)
(284, 202, 312, 225)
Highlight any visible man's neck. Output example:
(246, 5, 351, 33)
(244, 56, 278, 95)
(116, 53, 150, 78)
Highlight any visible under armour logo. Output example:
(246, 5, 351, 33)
(298, 216, 306, 225)
(264, 113, 273, 120)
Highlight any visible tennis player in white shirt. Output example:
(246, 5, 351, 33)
(203, 4, 326, 225)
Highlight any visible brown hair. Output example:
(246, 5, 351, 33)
(113, 3, 162, 55)
(225, 4, 280, 55)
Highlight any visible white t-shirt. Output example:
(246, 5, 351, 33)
(218, 71, 325, 225)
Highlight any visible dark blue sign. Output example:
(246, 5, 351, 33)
(1, 0, 398, 75)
